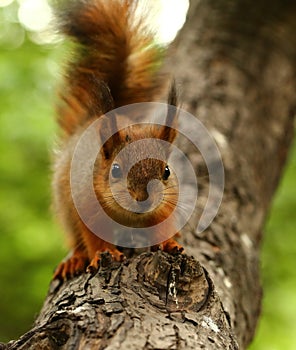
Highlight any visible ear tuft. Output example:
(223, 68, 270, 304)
(158, 81, 178, 144)
(167, 80, 178, 107)
(99, 112, 121, 160)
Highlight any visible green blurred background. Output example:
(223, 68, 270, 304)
(0, 1, 295, 348)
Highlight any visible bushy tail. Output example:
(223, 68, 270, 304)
(55, 0, 166, 135)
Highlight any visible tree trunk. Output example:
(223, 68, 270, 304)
(3, 0, 296, 349)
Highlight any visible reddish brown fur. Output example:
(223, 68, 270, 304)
(56, 0, 166, 136)
(53, 0, 182, 280)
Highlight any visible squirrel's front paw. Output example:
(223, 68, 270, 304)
(53, 251, 89, 280)
(86, 248, 124, 274)
(155, 237, 184, 254)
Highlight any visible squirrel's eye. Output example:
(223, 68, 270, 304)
(111, 163, 122, 178)
(162, 165, 170, 180)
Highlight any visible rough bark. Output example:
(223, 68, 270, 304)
(3, 0, 296, 349)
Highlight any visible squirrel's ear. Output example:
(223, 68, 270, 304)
(158, 81, 178, 144)
(167, 79, 178, 107)
(99, 112, 121, 160)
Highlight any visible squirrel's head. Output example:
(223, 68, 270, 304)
(93, 86, 179, 227)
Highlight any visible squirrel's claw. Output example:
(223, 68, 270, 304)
(86, 248, 124, 274)
(53, 252, 89, 280)
(155, 237, 184, 255)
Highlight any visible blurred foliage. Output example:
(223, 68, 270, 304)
(0, 1, 296, 348)
(249, 145, 296, 350)
(0, 2, 66, 342)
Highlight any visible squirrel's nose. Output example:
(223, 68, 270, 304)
(129, 189, 149, 202)
(128, 189, 152, 213)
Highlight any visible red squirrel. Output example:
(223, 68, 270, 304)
(53, 0, 183, 280)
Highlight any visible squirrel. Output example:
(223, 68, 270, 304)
(52, 0, 183, 280)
